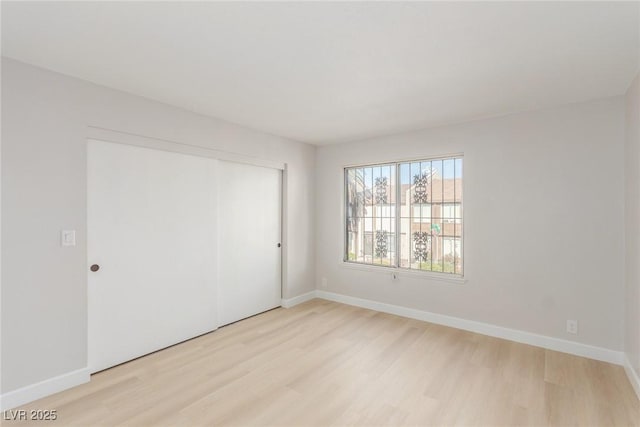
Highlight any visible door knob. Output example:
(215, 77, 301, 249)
(90, 264, 100, 272)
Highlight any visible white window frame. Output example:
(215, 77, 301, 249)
(343, 155, 464, 278)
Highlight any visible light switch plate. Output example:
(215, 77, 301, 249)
(61, 230, 76, 247)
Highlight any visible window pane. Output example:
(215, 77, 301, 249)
(347, 231, 356, 261)
(346, 167, 366, 262)
(400, 217, 411, 268)
(346, 164, 394, 266)
(412, 204, 431, 222)
(410, 162, 422, 205)
(385, 164, 395, 206)
(443, 237, 458, 273)
(431, 218, 444, 272)
(399, 158, 462, 274)
(412, 228, 431, 270)
(431, 159, 443, 205)
(364, 232, 373, 259)
(451, 220, 461, 237)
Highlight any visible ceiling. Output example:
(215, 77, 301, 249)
(2, 2, 639, 145)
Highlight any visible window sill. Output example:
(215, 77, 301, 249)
(340, 261, 467, 284)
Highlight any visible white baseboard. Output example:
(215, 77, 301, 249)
(314, 290, 624, 366)
(624, 354, 640, 401)
(281, 291, 317, 308)
(0, 368, 90, 411)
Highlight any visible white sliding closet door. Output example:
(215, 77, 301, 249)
(217, 161, 282, 326)
(88, 140, 218, 373)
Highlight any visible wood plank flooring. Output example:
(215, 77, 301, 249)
(3, 299, 639, 426)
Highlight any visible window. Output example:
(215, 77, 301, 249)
(442, 203, 461, 223)
(412, 204, 431, 222)
(345, 156, 463, 275)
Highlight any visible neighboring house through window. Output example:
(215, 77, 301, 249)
(345, 156, 463, 275)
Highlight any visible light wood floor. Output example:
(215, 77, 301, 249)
(4, 299, 639, 426)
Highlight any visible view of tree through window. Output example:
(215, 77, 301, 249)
(345, 157, 463, 275)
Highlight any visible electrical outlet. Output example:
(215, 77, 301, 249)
(566, 320, 578, 334)
(321, 277, 328, 289)
(61, 230, 76, 247)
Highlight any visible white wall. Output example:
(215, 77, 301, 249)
(0, 58, 316, 394)
(625, 72, 640, 380)
(316, 97, 626, 351)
